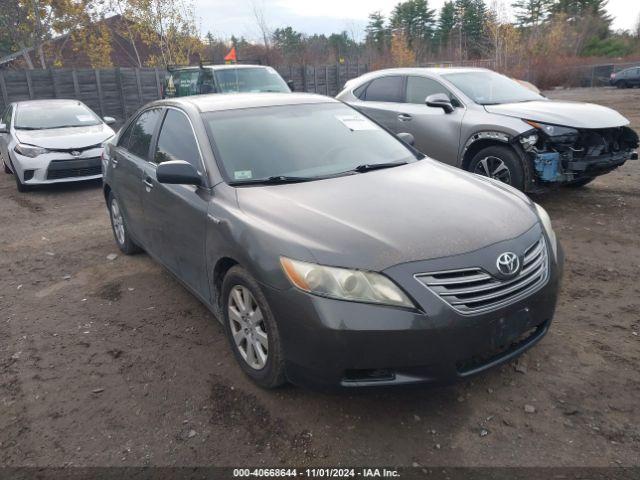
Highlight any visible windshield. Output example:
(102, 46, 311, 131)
(443, 71, 544, 105)
(15, 102, 101, 129)
(214, 67, 290, 93)
(204, 103, 418, 184)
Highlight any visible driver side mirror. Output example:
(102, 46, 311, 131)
(0, 123, 7, 134)
(103, 116, 116, 125)
(426, 93, 454, 114)
(156, 160, 202, 186)
(287, 80, 295, 91)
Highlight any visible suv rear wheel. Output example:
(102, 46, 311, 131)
(469, 145, 525, 190)
(616, 80, 627, 89)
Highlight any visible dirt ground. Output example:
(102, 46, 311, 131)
(1, 87, 639, 468)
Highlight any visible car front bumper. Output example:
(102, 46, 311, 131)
(10, 148, 104, 184)
(262, 230, 564, 389)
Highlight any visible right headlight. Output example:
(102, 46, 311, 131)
(280, 257, 415, 308)
(534, 203, 558, 260)
(15, 143, 49, 158)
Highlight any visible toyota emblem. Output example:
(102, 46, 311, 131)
(496, 252, 520, 276)
(70, 150, 81, 157)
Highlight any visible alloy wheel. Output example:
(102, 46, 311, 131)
(228, 285, 268, 370)
(110, 198, 126, 246)
(474, 155, 512, 184)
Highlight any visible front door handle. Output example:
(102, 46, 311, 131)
(143, 177, 154, 190)
(398, 113, 412, 122)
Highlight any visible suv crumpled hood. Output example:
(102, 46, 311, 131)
(15, 124, 113, 149)
(485, 100, 629, 129)
(237, 160, 538, 272)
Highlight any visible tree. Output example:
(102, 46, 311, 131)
(390, 0, 436, 57)
(272, 26, 305, 63)
(435, 1, 456, 53)
(365, 11, 388, 52)
(511, 0, 551, 28)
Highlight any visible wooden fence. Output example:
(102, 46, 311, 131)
(0, 63, 368, 128)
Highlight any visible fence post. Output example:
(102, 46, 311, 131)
(71, 70, 80, 99)
(25, 70, 34, 99)
(301, 65, 307, 93)
(324, 66, 329, 96)
(154, 68, 162, 99)
(313, 66, 318, 94)
(134, 68, 143, 106)
(49, 68, 58, 98)
(116, 67, 127, 121)
(0, 71, 8, 105)
(95, 69, 105, 117)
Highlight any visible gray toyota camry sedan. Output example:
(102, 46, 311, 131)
(102, 93, 563, 389)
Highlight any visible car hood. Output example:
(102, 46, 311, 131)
(236, 160, 539, 271)
(485, 100, 629, 129)
(15, 124, 114, 149)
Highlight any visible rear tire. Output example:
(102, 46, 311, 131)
(616, 81, 627, 89)
(222, 266, 286, 389)
(468, 145, 525, 190)
(107, 192, 142, 254)
(565, 177, 595, 188)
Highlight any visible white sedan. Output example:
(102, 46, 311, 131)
(0, 99, 116, 192)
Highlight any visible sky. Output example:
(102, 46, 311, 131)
(195, 0, 639, 42)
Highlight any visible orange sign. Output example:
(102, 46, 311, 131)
(224, 47, 237, 64)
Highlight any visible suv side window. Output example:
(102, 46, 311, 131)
(154, 109, 202, 172)
(406, 76, 461, 107)
(362, 76, 404, 102)
(127, 108, 162, 159)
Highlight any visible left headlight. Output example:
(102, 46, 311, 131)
(534, 203, 558, 260)
(280, 257, 415, 308)
(14, 143, 49, 158)
(525, 120, 578, 138)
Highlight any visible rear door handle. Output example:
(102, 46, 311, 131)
(143, 177, 154, 190)
(398, 113, 412, 122)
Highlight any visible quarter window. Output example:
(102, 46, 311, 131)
(154, 110, 201, 171)
(362, 76, 403, 103)
(127, 109, 162, 159)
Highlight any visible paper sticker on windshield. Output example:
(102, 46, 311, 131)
(76, 115, 94, 122)
(335, 114, 378, 131)
(234, 170, 253, 180)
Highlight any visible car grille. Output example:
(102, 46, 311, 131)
(46, 157, 102, 180)
(415, 237, 549, 315)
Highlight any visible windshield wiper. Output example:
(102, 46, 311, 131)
(15, 126, 45, 130)
(231, 175, 316, 186)
(353, 161, 408, 173)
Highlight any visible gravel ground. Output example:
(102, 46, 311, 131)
(1, 87, 639, 467)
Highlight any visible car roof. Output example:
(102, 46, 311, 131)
(354, 67, 489, 81)
(155, 93, 338, 113)
(170, 64, 271, 71)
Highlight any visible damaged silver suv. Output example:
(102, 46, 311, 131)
(337, 68, 639, 190)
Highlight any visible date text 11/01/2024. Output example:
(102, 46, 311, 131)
(233, 468, 401, 478)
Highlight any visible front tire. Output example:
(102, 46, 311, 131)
(3, 161, 10, 174)
(222, 266, 286, 389)
(616, 81, 627, 89)
(469, 145, 525, 190)
(108, 192, 141, 254)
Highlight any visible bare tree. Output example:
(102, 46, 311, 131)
(250, 0, 271, 51)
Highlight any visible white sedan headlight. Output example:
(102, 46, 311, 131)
(534, 203, 558, 260)
(281, 257, 414, 308)
(15, 143, 49, 158)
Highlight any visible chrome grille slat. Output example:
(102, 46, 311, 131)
(415, 237, 549, 315)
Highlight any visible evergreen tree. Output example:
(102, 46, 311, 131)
(512, 0, 551, 27)
(436, 1, 456, 44)
(365, 11, 388, 52)
(390, 0, 437, 49)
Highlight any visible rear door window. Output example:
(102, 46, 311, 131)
(127, 108, 163, 159)
(362, 76, 404, 103)
(154, 109, 202, 172)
